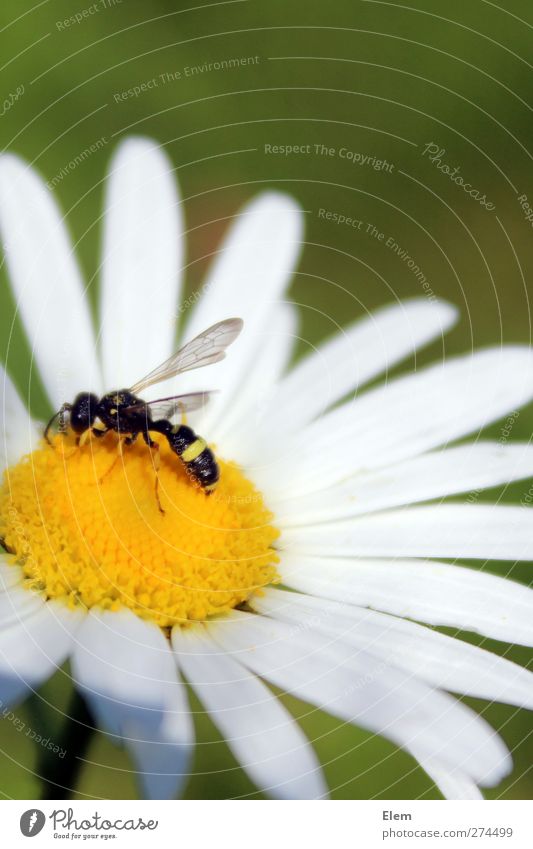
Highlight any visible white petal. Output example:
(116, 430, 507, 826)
(127, 736, 192, 801)
(256, 298, 457, 439)
(176, 192, 302, 428)
(100, 138, 184, 389)
(71, 609, 194, 800)
(173, 625, 327, 799)
(211, 610, 510, 787)
(258, 347, 533, 497)
(212, 303, 298, 453)
(282, 504, 533, 560)
(0, 154, 101, 408)
(254, 589, 533, 709)
(274, 442, 533, 526)
(423, 763, 484, 800)
(0, 559, 23, 590)
(0, 366, 41, 470)
(0, 584, 44, 628)
(0, 600, 82, 708)
(281, 554, 533, 645)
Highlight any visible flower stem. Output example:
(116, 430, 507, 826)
(38, 689, 95, 800)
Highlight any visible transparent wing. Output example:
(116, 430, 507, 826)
(129, 317, 244, 395)
(122, 391, 216, 421)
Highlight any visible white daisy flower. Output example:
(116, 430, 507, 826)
(1, 136, 533, 801)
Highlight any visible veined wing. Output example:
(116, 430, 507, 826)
(122, 391, 217, 421)
(130, 317, 243, 395)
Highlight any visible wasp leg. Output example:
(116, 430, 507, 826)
(142, 431, 156, 449)
(142, 432, 165, 515)
(98, 452, 121, 485)
(97, 432, 128, 484)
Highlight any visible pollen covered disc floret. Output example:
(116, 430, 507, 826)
(0, 434, 279, 626)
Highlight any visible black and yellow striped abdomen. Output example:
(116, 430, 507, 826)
(167, 424, 219, 492)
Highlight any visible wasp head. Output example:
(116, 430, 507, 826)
(70, 392, 99, 434)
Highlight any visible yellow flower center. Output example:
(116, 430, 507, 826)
(0, 433, 279, 626)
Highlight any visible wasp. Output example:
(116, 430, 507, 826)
(44, 317, 243, 513)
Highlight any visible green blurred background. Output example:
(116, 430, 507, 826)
(0, 0, 532, 800)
